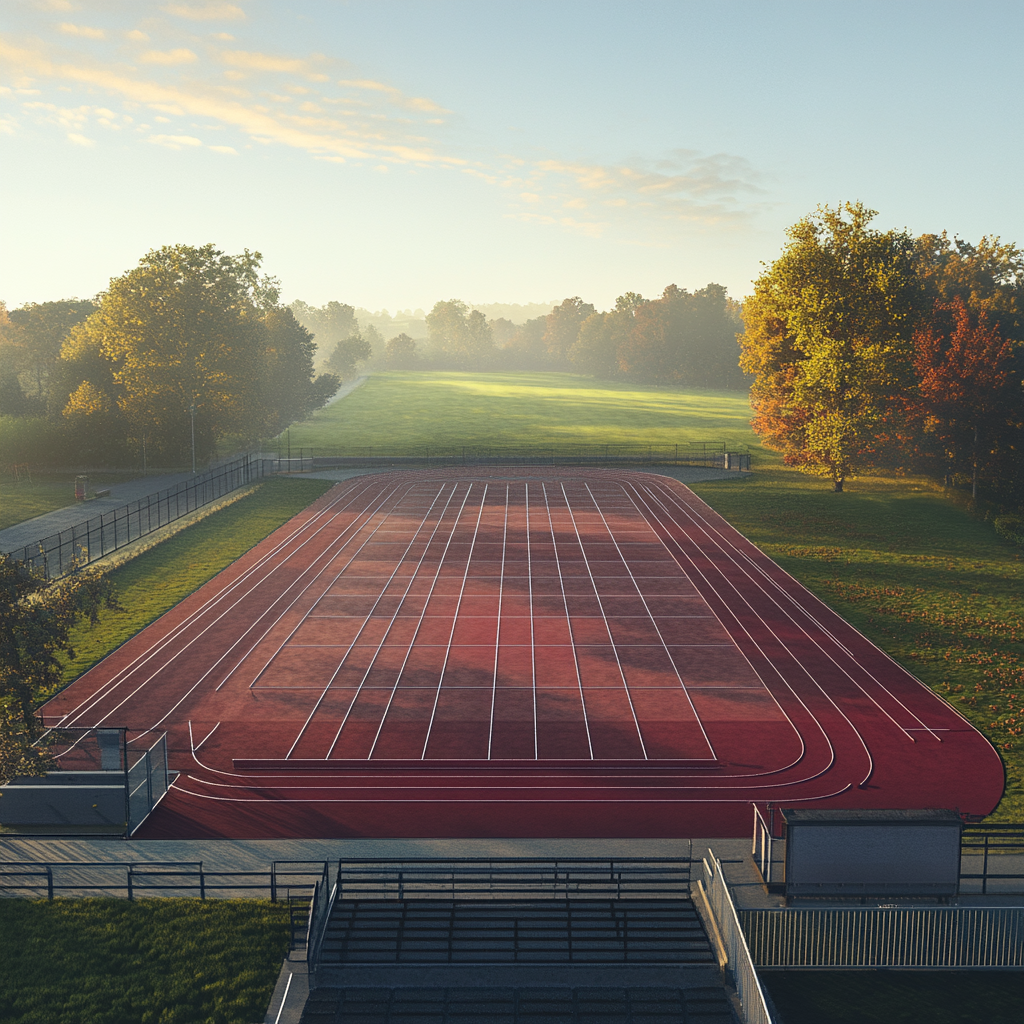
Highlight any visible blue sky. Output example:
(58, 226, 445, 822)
(3, 0, 1023, 313)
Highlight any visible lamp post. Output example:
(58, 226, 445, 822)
(190, 402, 196, 474)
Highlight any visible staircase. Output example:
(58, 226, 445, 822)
(294, 859, 736, 1024)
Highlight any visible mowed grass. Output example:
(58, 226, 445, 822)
(691, 458, 1024, 819)
(0, 472, 135, 532)
(282, 371, 758, 449)
(0, 898, 288, 1024)
(58, 478, 334, 687)
(761, 970, 1024, 1024)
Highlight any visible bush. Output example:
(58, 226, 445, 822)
(993, 514, 1024, 546)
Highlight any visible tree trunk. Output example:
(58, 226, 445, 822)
(972, 424, 979, 500)
(833, 479, 844, 493)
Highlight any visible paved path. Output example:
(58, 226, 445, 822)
(0, 468, 203, 555)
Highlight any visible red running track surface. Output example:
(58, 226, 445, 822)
(42, 470, 1004, 839)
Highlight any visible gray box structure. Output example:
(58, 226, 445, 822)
(782, 808, 963, 898)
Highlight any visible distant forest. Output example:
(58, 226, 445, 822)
(289, 285, 749, 391)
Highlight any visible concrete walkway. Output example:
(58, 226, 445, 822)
(0, 468, 201, 555)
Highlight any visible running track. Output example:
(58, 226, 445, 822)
(42, 470, 1004, 838)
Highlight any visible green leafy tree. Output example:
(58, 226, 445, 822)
(325, 333, 372, 381)
(253, 308, 340, 436)
(0, 554, 119, 727)
(384, 333, 417, 369)
(569, 294, 646, 378)
(543, 296, 595, 366)
(291, 300, 359, 367)
(0, 706, 54, 786)
(62, 245, 271, 463)
(426, 300, 494, 367)
(5, 299, 95, 412)
(740, 203, 919, 491)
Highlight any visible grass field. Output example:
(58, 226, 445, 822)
(0, 898, 288, 1024)
(761, 970, 1024, 1024)
(58, 478, 334, 687)
(280, 371, 758, 449)
(692, 459, 1024, 819)
(0, 472, 136, 532)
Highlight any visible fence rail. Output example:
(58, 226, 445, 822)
(5, 455, 262, 579)
(329, 857, 693, 902)
(0, 859, 326, 906)
(741, 906, 1024, 968)
(697, 852, 774, 1024)
(264, 442, 753, 471)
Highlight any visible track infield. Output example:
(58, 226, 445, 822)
(42, 470, 1004, 838)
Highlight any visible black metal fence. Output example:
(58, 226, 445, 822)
(4, 455, 263, 579)
(270, 442, 752, 471)
(0, 859, 328, 903)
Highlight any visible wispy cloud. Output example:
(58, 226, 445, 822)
(1, 15, 766, 241)
(163, 2, 246, 20)
(149, 133, 202, 149)
(0, 35, 466, 167)
(139, 48, 198, 65)
(59, 24, 105, 40)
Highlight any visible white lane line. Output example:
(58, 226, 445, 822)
(649, 478, 943, 740)
(93, 481, 415, 733)
(526, 483, 538, 759)
(540, 484, 593, 759)
(487, 485, 510, 760)
(557, 482, 647, 759)
(583, 481, 716, 759)
(328, 482, 474, 759)
(421, 484, 489, 759)
(46, 476, 394, 731)
(285, 483, 455, 758)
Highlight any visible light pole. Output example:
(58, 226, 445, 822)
(190, 402, 196, 474)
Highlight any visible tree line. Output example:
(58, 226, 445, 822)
(742, 202, 1024, 503)
(288, 285, 749, 390)
(0, 245, 340, 467)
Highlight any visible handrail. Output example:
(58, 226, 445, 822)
(702, 851, 774, 1024)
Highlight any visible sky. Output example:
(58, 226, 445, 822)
(3, 0, 1024, 314)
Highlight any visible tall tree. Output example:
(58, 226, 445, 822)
(543, 297, 595, 366)
(740, 203, 920, 491)
(290, 300, 359, 366)
(384, 333, 417, 369)
(325, 333, 371, 381)
(911, 298, 1017, 496)
(426, 300, 494, 367)
(569, 294, 646, 379)
(5, 299, 95, 411)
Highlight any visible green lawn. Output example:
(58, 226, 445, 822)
(58, 478, 334, 687)
(0, 472, 136, 532)
(691, 458, 1024, 819)
(762, 970, 1024, 1024)
(280, 371, 758, 449)
(0, 898, 288, 1024)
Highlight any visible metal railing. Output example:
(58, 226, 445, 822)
(961, 824, 1024, 895)
(698, 852, 774, 1024)
(0, 859, 326, 906)
(741, 906, 1024, 968)
(269, 441, 752, 471)
(330, 857, 692, 901)
(306, 861, 336, 972)
(5, 455, 263, 579)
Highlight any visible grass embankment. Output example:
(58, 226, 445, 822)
(0, 898, 288, 1024)
(282, 371, 758, 449)
(59, 478, 334, 686)
(692, 460, 1024, 819)
(762, 970, 1024, 1024)
(0, 472, 136, 532)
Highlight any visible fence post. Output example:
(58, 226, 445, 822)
(127, 866, 133, 901)
(46, 866, 54, 901)
(271, 862, 277, 903)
